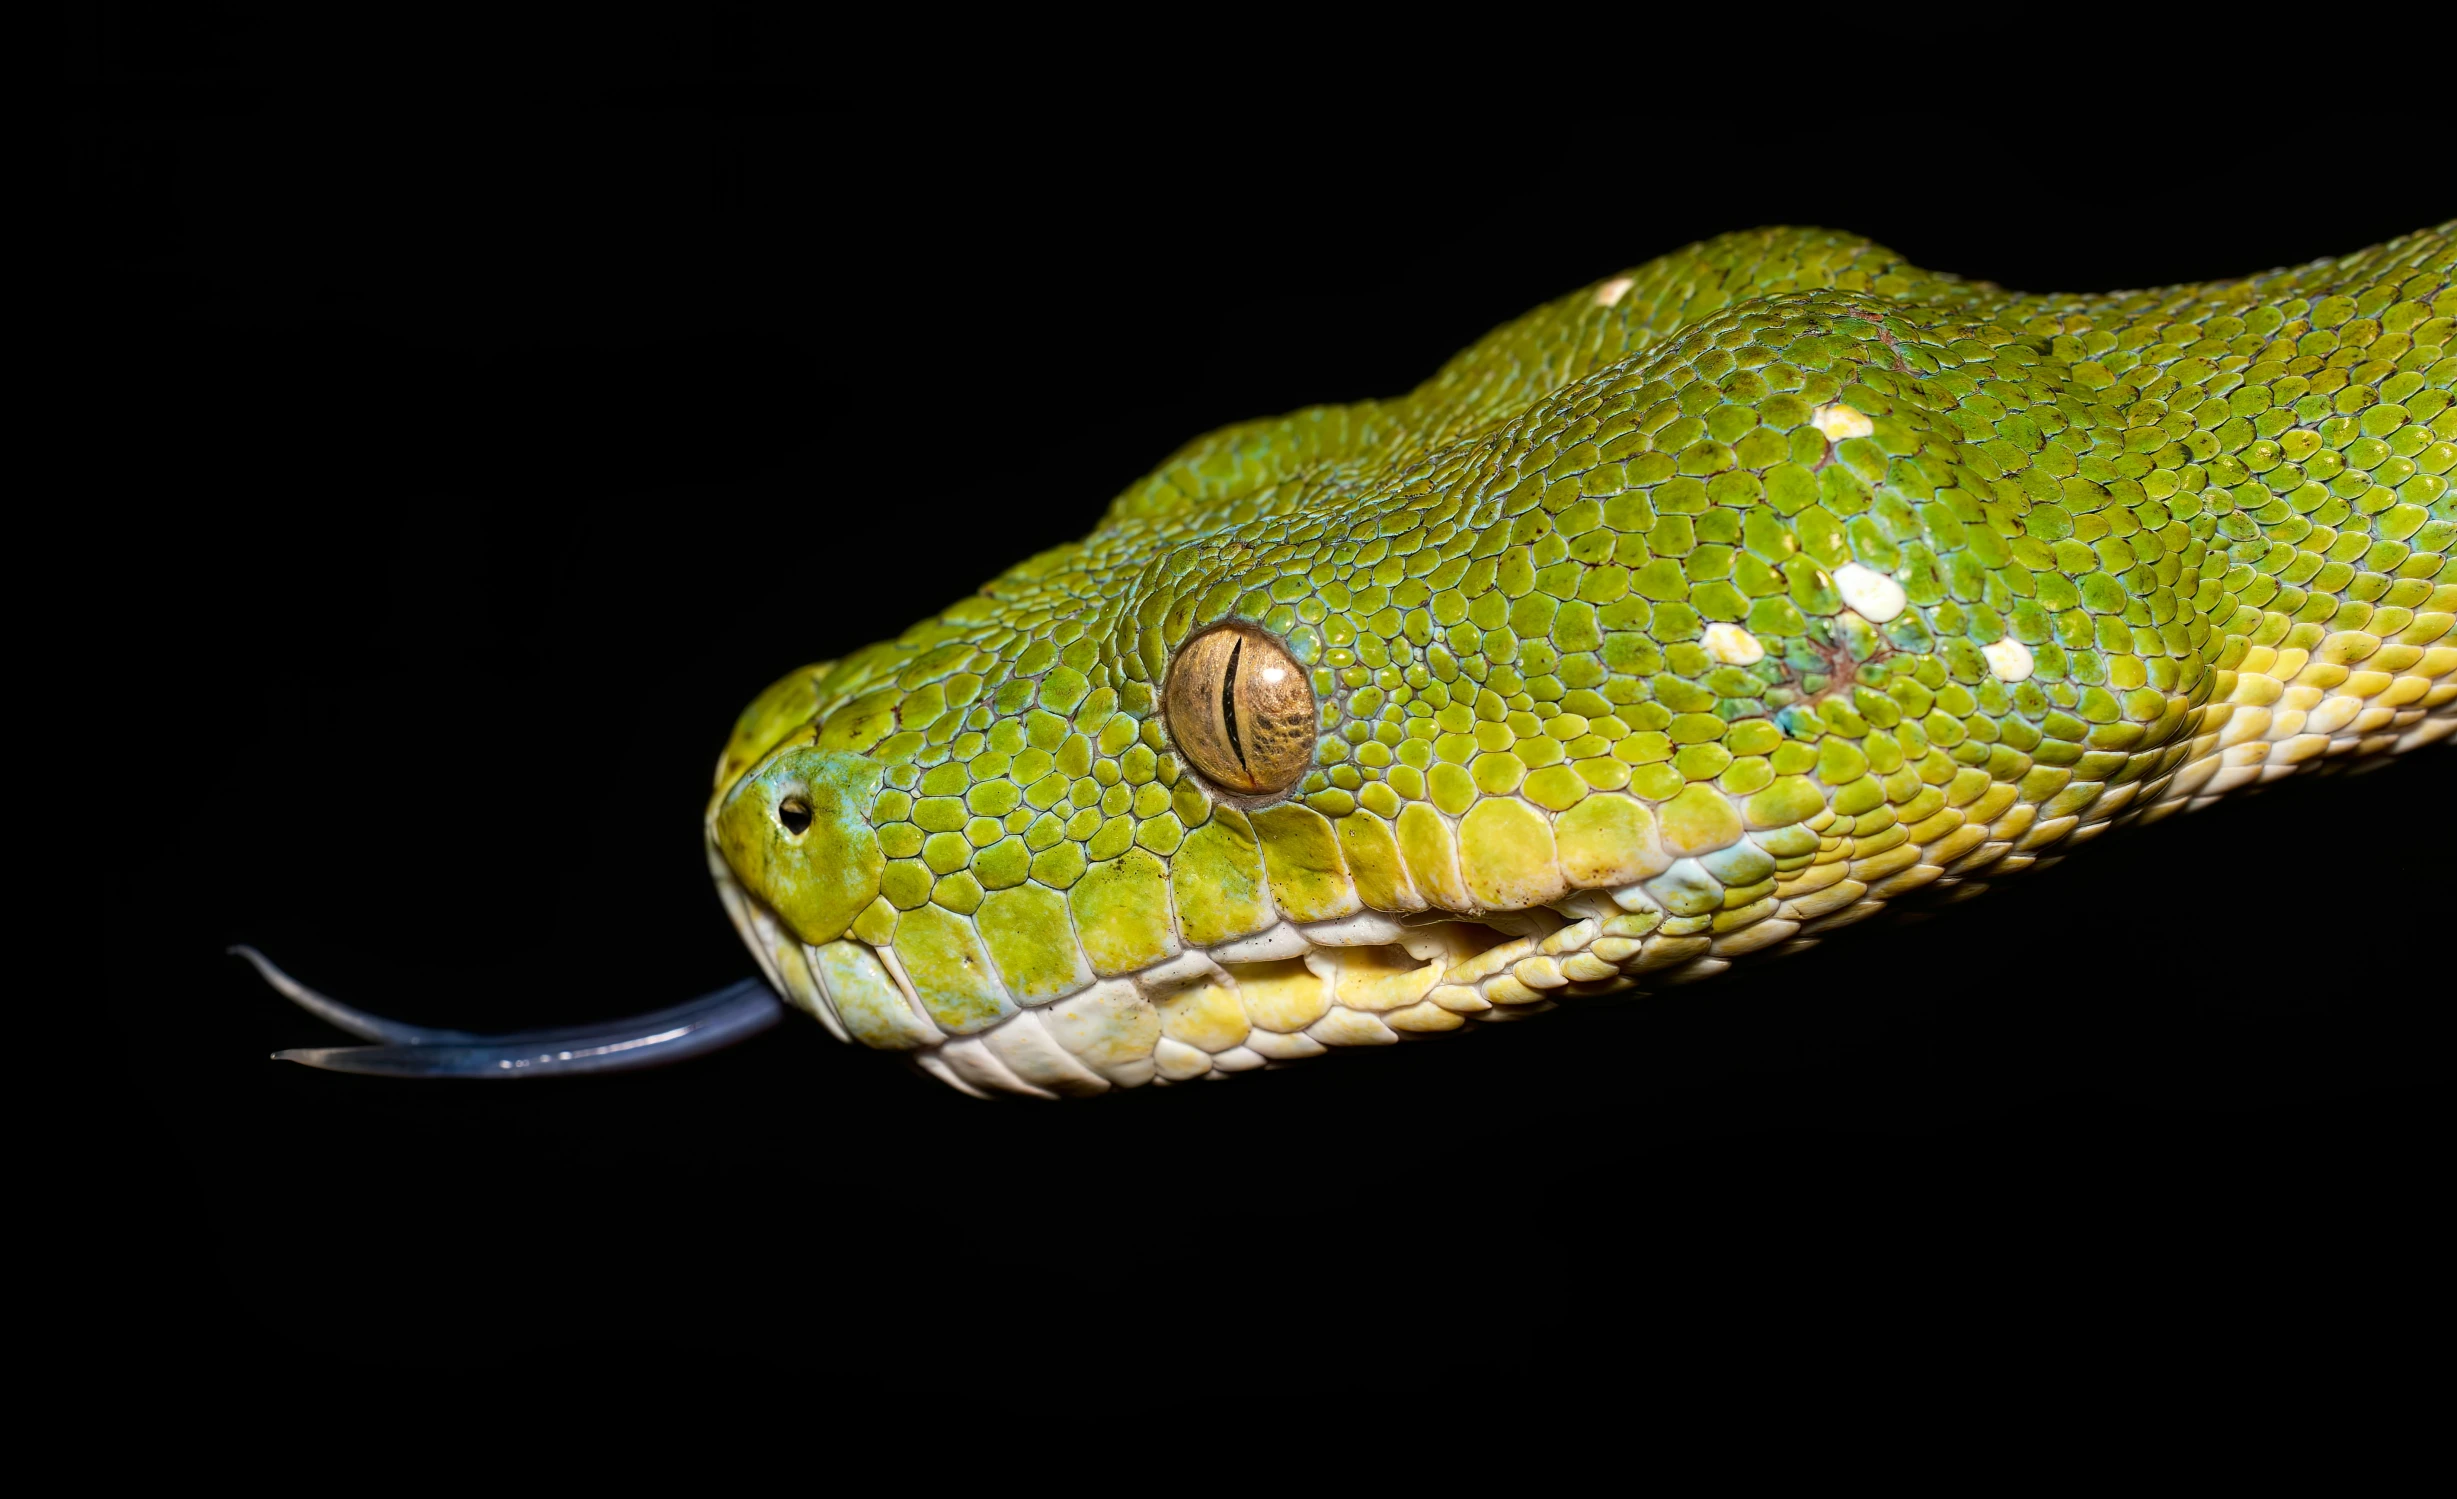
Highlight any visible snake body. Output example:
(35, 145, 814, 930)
(699, 223, 2453, 1096)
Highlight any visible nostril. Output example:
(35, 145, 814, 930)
(776, 796, 813, 836)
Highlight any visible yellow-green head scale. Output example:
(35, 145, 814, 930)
(708, 223, 2457, 1098)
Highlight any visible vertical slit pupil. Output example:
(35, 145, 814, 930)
(1220, 637, 1248, 773)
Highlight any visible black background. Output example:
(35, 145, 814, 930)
(83, 8, 2450, 1366)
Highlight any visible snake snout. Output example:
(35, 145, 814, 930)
(711, 745, 886, 947)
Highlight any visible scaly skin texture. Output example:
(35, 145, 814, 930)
(709, 224, 2457, 1098)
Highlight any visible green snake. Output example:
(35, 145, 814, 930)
(244, 222, 2457, 1094)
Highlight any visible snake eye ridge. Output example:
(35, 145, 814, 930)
(1164, 623, 1315, 797)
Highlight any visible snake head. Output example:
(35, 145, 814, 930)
(699, 593, 1695, 1100)
(695, 222, 2457, 1099)
(244, 221, 2457, 1094)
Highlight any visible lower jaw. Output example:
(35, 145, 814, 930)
(707, 846, 1755, 1100)
(723, 686, 2457, 1096)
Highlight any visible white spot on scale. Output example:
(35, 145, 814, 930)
(1829, 562, 1906, 622)
(1701, 622, 1765, 665)
(1594, 276, 1635, 307)
(1810, 402, 1874, 441)
(1983, 637, 2034, 682)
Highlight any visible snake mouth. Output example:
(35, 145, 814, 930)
(706, 845, 866, 1046)
(707, 836, 1731, 1098)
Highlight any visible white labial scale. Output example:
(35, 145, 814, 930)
(1558, 953, 1622, 983)
(1135, 949, 1226, 1001)
(1209, 1045, 1267, 1072)
(707, 843, 756, 926)
(1308, 1007, 1398, 1046)
(1154, 981, 1251, 1057)
(869, 945, 940, 1040)
(1477, 997, 1555, 1021)
(1829, 563, 1905, 622)
(742, 920, 846, 1045)
(1511, 956, 1569, 990)
(1042, 979, 1160, 1087)
(911, 1051, 990, 1099)
(727, 897, 797, 1014)
(774, 942, 850, 1044)
(937, 1036, 1051, 1100)
(1385, 999, 1466, 1031)
(1244, 1029, 1325, 1060)
(1152, 1036, 1213, 1081)
(798, 964, 858, 1043)
(791, 938, 859, 1032)
(983, 1010, 1109, 1097)
(806, 940, 941, 1050)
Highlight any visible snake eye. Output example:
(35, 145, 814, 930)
(776, 795, 813, 835)
(1163, 623, 1316, 796)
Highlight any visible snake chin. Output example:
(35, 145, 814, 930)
(710, 839, 1745, 1099)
